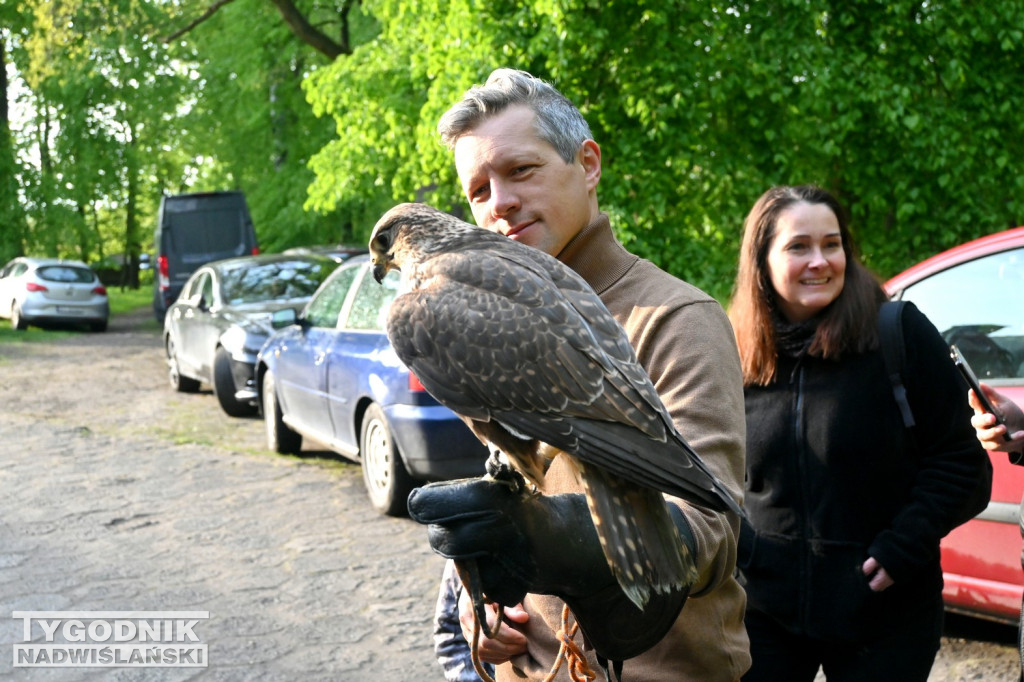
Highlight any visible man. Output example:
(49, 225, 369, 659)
(425, 68, 749, 680)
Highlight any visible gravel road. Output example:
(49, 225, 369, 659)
(0, 308, 1019, 681)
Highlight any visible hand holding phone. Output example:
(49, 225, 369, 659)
(951, 344, 1012, 441)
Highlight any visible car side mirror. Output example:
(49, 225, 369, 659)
(271, 308, 297, 329)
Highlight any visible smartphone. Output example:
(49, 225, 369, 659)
(950, 344, 1011, 441)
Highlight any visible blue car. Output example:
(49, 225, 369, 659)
(257, 255, 488, 516)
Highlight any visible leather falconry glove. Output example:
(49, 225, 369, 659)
(407, 477, 694, 662)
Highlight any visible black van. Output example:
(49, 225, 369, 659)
(152, 191, 259, 321)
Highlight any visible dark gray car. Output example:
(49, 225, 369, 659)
(163, 253, 338, 417)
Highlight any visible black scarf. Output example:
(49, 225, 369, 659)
(773, 313, 819, 359)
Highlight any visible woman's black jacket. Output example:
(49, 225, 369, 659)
(738, 302, 992, 642)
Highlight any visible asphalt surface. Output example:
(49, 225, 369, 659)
(0, 309, 1019, 681)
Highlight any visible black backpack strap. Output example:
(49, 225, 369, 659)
(878, 300, 916, 428)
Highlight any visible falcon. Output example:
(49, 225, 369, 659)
(369, 202, 742, 610)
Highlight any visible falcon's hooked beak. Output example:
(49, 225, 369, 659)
(372, 259, 389, 284)
(368, 231, 395, 284)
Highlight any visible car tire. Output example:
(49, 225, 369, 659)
(213, 347, 257, 417)
(360, 403, 415, 517)
(166, 336, 201, 393)
(263, 370, 301, 454)
(89, 319, 108, 333)
(11, 302, 27, 331)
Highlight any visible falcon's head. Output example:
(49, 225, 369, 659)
(369, 203, 487, 284)
(368, 204, 407, 284)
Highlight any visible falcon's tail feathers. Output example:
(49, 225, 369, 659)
(576, 463, 698, 610)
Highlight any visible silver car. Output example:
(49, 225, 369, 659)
(0, 257, 109, 332)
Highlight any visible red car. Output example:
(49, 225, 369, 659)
(885, 225, 1024, 624)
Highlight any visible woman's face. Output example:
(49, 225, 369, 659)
(766, 201, 847, 323)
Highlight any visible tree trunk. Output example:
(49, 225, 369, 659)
(122, 131, 140, 290)
(0, 31, 26, 259)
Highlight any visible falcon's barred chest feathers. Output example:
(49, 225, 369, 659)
(369, 202, 741, 609)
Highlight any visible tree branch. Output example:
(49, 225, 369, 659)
(163, 0, 238, 43)
(266, 0, 350, 60)
(163, 0, 352, 61)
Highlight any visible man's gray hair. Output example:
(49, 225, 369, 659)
(438, 68, 593, 164)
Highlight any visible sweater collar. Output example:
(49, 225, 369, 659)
(555, 213, 638, 294)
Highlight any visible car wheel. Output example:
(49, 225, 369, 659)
(11, 302, 27, 331)
(89, 319, 108, 333)
(166, 336, 200, 393)
(213, 347, 257, 417)
(263, 370, 301, 454)
(360, 403, 415, 517)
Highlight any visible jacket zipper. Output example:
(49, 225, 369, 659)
(792, 360, 813, 631)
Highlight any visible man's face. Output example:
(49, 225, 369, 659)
(453, 105, 600, 257)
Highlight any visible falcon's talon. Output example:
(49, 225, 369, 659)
(484, 447, 528, 494)
(487, 466, 527, 494)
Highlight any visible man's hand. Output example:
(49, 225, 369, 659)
(457, 592, 529, 665)
(968, 384, 1024, 453)
(408, 477, 693, 662)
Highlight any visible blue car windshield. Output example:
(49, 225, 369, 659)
(220, 259, 334, 305)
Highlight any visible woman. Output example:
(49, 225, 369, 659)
(729, 185, 991, 681)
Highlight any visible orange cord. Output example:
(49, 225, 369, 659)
(467, 602, 597, 682)
(470, 613, 497, 682)
(541, 605, 597, 682)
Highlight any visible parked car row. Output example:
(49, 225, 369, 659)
(162, 251, 488, 517)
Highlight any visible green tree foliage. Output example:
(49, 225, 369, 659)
(167, 0, 368, 251)
(2, 0, 368, 277)
(2, 0, 1021, 301)
(304, 0, 1024, 301)
(13, 0, 194, 284)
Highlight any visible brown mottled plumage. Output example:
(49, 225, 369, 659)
(369, 202, 741, 609)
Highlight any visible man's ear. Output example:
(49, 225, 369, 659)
(579, 139, 602, 191)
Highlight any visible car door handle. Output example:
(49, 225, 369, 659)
(315, 352, 327, 366)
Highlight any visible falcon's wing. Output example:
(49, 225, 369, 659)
(388, 247, 664, 426)
(386, 246, 740, 514)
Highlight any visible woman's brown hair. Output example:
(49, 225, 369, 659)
(728, 185, 887, 385)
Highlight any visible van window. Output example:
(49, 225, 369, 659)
(167, 208, 248, 258)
